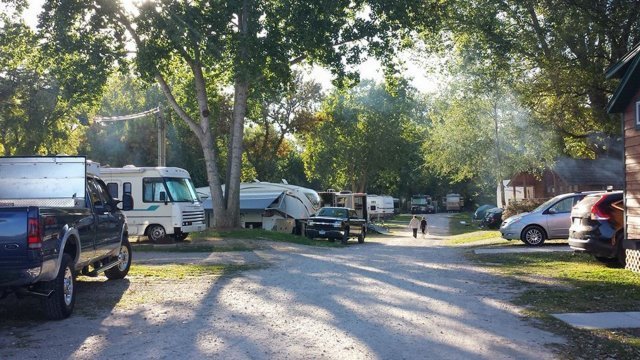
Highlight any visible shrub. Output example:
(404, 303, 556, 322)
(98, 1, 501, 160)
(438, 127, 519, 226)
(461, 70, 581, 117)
(503, 198, 548, 219)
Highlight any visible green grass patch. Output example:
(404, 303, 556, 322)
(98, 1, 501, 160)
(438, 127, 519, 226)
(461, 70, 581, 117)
(472, 251, 640, 359)
(446, 230, 502, 245)
(447, 212, 477, 235)
(390, 214, 413, 222)
(128, 263, 261, 279)
(190, 228, 344, 247)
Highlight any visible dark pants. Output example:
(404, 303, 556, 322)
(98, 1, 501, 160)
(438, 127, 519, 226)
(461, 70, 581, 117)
(421, 226, 426, 234)
(412, 228, 418, 238)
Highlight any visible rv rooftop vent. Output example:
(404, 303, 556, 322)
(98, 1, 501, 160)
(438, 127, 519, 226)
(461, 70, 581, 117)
(123, 165, 136, 168)
(340, 190, 352, 194)
(327, 189, 335, 192)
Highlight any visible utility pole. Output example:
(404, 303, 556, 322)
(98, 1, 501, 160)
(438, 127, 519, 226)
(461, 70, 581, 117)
(157, 105, 166, 167)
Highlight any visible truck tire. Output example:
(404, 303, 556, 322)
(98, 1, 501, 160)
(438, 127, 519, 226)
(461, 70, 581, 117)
(105, 237, 132, 280)
(147, 224, 166, 243)
(341, 228, 349, 245)
(358, 232, 365, 244)
(42, 254, 75, 320)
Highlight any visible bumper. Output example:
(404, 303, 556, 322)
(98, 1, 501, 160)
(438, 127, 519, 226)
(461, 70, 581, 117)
(0, 265, 42, 288)
(305, 228, 345, 239)
(180, 223, 207, 233)
(500, 226, 522, 240)
(568, 231, 616, 258)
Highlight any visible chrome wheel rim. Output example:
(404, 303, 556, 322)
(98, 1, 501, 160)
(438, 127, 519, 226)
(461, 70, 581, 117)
(117, 245, 130, 271)
(150, 226, 165, 241)
(63, 267, 73, 306)
(526, 229, 543, 245)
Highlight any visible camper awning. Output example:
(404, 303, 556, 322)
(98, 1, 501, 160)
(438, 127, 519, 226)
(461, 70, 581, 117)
(202, 191, 284, 212)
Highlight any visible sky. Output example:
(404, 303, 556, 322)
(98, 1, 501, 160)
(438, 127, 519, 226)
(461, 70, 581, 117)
(24, 0, 440, 93)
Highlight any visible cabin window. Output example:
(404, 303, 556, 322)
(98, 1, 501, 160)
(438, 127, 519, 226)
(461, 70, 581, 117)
(107, 182, 119, 199)
(123, 182, 132, 196)
(636, 101, 640, 129)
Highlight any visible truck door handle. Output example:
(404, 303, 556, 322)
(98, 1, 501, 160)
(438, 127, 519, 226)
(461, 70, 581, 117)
(4, 244, 20, 250)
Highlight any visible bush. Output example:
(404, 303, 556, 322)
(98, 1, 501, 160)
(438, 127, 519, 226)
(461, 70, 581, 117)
(503, 198, 548, 219)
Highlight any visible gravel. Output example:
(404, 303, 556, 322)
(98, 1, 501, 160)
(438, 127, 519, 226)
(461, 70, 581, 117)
(0, 214, 563, 359)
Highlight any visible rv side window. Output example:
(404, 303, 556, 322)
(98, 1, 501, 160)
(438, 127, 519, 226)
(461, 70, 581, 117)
(143, 177, 168, 202)
(107, 182, 119, 199)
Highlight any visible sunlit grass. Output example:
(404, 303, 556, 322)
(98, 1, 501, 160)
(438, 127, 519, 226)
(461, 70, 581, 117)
(128, 264, 262, 279)
(445, 230, 502, 245)
(190, 228, 344, 247)
(472, 251, 640, 359)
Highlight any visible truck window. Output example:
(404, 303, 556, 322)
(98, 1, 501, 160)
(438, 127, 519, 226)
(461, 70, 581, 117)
(87, 178, 105, 207)
(143, 177, 168, 202)
(107, 182, 119, 199)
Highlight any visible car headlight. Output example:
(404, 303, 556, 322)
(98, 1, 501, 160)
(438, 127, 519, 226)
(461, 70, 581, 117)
(308, 220, 315, 226)
(333, 221, 342, 228)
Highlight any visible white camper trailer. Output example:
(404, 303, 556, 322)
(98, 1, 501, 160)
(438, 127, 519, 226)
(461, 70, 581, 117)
(367, 195, 395, 221)
(101, 166, 206, 242)
(198, 181, 322, 233)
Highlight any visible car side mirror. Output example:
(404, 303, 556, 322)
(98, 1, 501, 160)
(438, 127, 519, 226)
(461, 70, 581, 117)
(547, 208, 557, 214)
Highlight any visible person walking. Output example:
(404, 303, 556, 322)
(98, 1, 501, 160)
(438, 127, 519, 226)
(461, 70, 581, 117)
(409, 215, 421, 238)
(420, 216, 428, 237)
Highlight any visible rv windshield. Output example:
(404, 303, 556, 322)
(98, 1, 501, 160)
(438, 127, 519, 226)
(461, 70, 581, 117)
(164, 177, 199, 202)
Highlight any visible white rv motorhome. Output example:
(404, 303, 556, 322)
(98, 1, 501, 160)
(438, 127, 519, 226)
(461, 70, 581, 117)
(197, 181, 322, 233)
(101, 166, 206, 242)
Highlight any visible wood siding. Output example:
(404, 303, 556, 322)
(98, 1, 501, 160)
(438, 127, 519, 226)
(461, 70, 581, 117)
(625, 90, 640, 240)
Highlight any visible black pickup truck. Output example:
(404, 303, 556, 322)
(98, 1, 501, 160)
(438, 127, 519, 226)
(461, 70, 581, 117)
(305, 207, 367, 244)
(0, 156, 133, 320)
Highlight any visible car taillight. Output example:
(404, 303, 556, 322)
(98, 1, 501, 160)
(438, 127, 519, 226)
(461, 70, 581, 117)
(27, 217, 42, 249)
(590, 197, 610, 221)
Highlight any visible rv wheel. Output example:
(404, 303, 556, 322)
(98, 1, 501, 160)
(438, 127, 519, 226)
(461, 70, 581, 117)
(147, 225, 166, 243)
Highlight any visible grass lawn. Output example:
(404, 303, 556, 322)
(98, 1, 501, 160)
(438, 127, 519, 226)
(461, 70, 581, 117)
(128, 263, 262, 279)
(471, 251, 640, 359)
(447, 212, 480, 235)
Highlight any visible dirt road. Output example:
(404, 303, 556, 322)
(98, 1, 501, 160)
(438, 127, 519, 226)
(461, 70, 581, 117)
(0, 214, 562, 359)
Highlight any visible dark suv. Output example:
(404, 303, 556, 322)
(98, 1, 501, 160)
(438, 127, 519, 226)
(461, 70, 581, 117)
(568, 191, 625, 266)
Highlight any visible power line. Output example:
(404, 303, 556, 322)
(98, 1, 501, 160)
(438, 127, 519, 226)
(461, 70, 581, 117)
(93, 107, 160, 123)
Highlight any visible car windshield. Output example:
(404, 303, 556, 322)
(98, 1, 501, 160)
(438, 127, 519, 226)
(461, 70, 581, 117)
(164, 177, 199, 202)
(318, 208, 348, 218)
(532, 196, 565, 213)
(305, 192, 321, 210)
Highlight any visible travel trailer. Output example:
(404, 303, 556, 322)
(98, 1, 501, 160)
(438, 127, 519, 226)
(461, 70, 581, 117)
(318, 190, 368, 220)
(198, 181, 322, 233)
(367, 195, 395, 221)
(101, 166, 206, 242)
(444, 193, 464, 212)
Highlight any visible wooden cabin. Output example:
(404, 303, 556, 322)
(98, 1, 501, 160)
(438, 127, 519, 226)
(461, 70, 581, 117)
(508, 157, 623, 200)
(606, 44, 640, 272)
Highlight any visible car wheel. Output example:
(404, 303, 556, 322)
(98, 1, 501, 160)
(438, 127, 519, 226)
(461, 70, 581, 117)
(358, 232, 364, 244)
(42, 254, 75, 320)
(105, 237, 132, 280)
(147, 225, 166, 243)
(521, 225, 546, 246)
(594, 255, 618, 264)
(615, 231, 627, 267)
(328, 237, 335, 242)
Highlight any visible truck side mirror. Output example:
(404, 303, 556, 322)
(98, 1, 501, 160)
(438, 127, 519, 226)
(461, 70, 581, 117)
(122, 194, 133, 211)
(159, 191, 167, 204)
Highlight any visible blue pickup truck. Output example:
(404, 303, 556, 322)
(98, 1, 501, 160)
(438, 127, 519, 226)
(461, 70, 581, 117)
(0, 156, 133, 320)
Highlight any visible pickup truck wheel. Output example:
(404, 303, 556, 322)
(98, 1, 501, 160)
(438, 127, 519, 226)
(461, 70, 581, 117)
(147, 225, 166, 243)
(341, 229, 349, 245)
(105, 238, 132, 280)
(358, 232, 365, 244)
(42, 254, 75, 320)
(615, 231, 627, 267)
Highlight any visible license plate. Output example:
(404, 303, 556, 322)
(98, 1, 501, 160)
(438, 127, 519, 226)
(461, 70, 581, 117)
(319, 230, 325, 235)
(573, 218, 581, 226)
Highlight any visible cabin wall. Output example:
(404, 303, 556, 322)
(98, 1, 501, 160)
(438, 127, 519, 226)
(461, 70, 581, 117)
(623, 90, 640, 273)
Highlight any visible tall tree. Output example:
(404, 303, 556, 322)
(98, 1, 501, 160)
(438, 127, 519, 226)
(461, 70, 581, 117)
(40, 0, 442, 227)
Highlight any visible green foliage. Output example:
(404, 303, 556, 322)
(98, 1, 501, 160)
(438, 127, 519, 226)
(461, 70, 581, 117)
(302, 79, 426, 196)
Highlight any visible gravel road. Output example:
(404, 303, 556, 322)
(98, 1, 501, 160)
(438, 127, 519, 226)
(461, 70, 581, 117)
(0, 214, 563, 359)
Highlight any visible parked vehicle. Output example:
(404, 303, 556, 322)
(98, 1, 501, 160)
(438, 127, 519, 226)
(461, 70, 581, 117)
(474, 204, 494, 221)
(318, 190, 368, 220)
(0, 156, 132, 320)
(444, 193, 464, 212)
(102, 166, 206, 242)
(367, 194, 395, 221)
(198, 181, 322, 233)
(410, 194, 434, 214)
(305, 207, 367, 244)
(482, 207, 503, 229)
(568, 191, 625, 265)
(500, 192, 599, 246)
